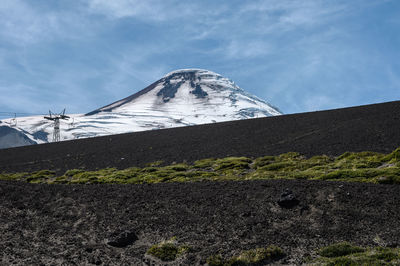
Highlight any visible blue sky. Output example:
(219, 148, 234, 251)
(0, 0, 399, 118)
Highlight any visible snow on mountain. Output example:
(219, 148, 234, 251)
(0, 69, 282, 148)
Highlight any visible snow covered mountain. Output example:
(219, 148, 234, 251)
(0, 69, 281, 148)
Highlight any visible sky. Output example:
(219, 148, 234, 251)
(0, 0, 399, 118)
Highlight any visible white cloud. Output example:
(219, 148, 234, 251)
(239, 0, 348, 31)
(175, 1, 356, 61)
(88, 0, 157, 19)
(224, 40, 271, 59)
(87, 0, 199, 21)
(0, 0, 98, 46)
(0, 0, 51, 44)
(83, 0, 359, 63)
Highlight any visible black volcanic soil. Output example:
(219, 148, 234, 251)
(1, 179, 400, 265)
(1, 101, 400, 174)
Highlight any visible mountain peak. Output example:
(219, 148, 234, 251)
(164, 68, 214, 77)
(87, 68, 279, 116)
(1, 69, 282, 147)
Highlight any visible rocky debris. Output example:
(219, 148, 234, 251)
(88, 255, 102, 265)
(277, 188, 299, 208)
(106, 230, 138, 248)
(142, 255, 178, 266)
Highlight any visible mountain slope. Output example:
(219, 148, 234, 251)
(0, 69, 281, 148)
(0, 126, 37, 148)
(1, 100, 399, 174)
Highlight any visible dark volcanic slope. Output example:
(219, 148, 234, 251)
(1, 179, 399, 265)
(1, 101, 400, 174)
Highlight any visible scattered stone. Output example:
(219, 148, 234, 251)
(300, 205, 310, 215)
(277, 189, 299, 208)
(241, 211, 252, 217)
(106, 230, 138, 248)
(88, 256, 102, 265)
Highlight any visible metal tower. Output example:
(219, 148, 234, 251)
(44, 109, 70, 142)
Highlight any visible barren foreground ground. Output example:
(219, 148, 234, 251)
(1, 179, 399, 265)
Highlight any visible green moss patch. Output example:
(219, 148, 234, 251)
(313, 243, 400, 265)
(2, 147, 400, 185)
(146, 238, 191, 262)
(318, 242, 365, 258)
(207, 245, 285, 266)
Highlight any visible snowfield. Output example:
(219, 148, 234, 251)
(1, 69, 281, 147)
